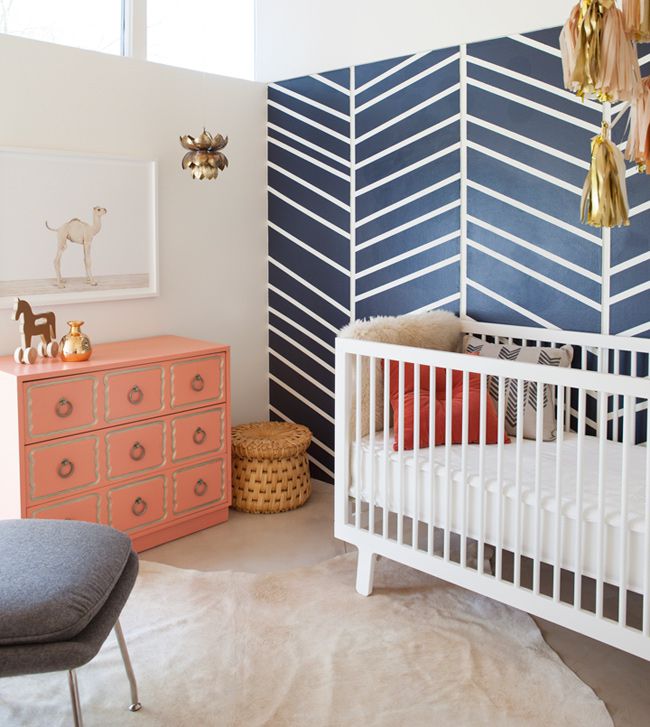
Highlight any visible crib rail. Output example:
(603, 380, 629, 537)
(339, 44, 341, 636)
(335, 335, 650, 661)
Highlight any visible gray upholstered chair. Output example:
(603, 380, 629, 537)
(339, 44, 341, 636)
(0, 519, 142, 726)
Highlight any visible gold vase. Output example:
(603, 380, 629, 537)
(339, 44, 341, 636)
(60, 321, 92, 362)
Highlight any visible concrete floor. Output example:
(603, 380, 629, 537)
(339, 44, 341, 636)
(143, 482, 650, 727)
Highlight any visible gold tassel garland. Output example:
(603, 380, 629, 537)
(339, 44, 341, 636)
(623, 0, 650, 41)
(625, 77, 650, 173)
(581, 123, 630, 227)
(561, 0, 640, 102)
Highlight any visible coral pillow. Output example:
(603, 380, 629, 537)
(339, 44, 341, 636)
(390, 364, 510, 451)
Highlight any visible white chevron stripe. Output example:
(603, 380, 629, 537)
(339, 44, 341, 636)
(356, 230, 460, 278)
(467, 78, 601, 134)
(355, 255, 460, 302)
(408, 291, 462, 314)
(355, 84, 461, 144)
(268, 222, 349, 275)
(270, 83, 350, 121)
(356, 200, 461, 252)
(609, 280, 650, 306)
(268, 161, 351, 211)
(630, 199, 650, 217)
(611, 251, 650, 276)
(269, 327, 336, 375)
(267, 123, 350, 167)
(468, 180, 602, 245)
(268, 284, 340, 334)
(356, 173, 461, 227)
(308, 454, 335, 480)
(269, 306, 336, 354)
(467, 238, 600, 310)
(509, 34, 562, 58)
(312, 74, 350, 95)
(467, 216, 600, 282)
(356, 113, 460, 169)
(268, 135, 350, 180)
(268, 187, 349, 234)
(270, 405, 336, 458)
(356, 52, 460, 112)
(354, 51, 429, 95)
(467, 115, 590, 170)
(268, 259, 350, 315)
(468, 140, 583, 195)
(269, 348, 334, 397)
(268, 100, 350, 143)
(269, 373, 335, 424)
(356, 143, 461, 196)
(618, 320, 650, 336)
(467, 278, 554, 328)
(468, 55, 603, 113)
(640, 53, 650, 66)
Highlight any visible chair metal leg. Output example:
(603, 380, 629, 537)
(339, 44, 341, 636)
(67, 669, 84, 727)
(114, 619, 142, 712)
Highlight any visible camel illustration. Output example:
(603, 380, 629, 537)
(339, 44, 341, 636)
(45, 206, 107, 288)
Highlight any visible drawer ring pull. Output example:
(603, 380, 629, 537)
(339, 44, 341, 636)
(132, 497, 148, 517)
(128, 385, 144, 405)
(57, 459, 75, 479)
(130, 442, 146, 461)
(55, 398, 74, 418)
(194, 478, 208, 497)
(193, 427, 207, 445)
(191, 374, 205, 392)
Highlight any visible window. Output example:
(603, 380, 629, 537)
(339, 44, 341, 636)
(147, 0, 254, 80)
(0, 0, 124, 55)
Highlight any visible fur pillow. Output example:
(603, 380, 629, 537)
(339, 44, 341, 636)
(339, 311, 463, 436)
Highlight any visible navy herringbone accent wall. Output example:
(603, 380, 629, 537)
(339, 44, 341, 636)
(267, 30, 649, 483)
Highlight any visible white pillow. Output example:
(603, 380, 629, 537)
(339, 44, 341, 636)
(465, 336, 573, 441)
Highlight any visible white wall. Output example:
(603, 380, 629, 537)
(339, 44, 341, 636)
(255, 0, 573, 81)
(0, 33, 268, 425)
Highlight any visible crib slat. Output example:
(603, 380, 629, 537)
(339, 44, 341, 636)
(534, 380, 544, 594)
(574, 387, 586, 611)
(478, 372, 487, 575)
(619, 395, 632, 626)
(444, 368, 452, 562)
(382, 357, 390, 540)
(354, 354, 362, 531)
(461, 370, 470, 568)
(496, 375, 505, 581)
(413, 365, 421, 550)
(553, 386, 565, 602)
(613, 353, 621, 442)
(368, 357, 376, 536)
(397, 360, 405, 545)
(514, 378, 524, 588)
(596, 390, 607, 618)
(427, 365, 436, 556)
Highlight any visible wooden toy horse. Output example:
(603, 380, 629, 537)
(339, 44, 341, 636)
(11, 298, 59, 364)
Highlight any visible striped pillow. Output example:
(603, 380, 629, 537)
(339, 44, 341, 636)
(465, 336, 573, 441)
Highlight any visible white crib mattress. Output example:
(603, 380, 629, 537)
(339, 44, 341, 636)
(350, 433, 649, 592)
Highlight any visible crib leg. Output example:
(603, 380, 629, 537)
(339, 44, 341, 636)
(356, 548, 376, 597)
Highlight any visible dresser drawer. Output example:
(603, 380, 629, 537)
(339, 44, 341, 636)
(104, 365, 164, 424)
(25, 376, 98, 440)
(28, 493, 101, 523)
(172, 458, 227, 516)
(170, 354, 226, 409)
(26, 435, 100, 503)
(105, 420, 166, 480)
(108, 476, 167, 533)
(171, 407, 225, 463)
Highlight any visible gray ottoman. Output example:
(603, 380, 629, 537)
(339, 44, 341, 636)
(0, 519, 141, 726)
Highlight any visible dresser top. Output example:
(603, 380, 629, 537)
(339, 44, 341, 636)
(0, 335, 228, 381)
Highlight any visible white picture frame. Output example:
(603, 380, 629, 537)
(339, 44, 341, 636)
(0, 148, 158, 308)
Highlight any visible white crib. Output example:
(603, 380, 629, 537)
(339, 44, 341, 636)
(334, 320, 650, 661)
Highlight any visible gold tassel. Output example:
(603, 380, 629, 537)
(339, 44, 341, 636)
(625, 77, 650, 173)
(581, 123, 630, 227)
(561, 0, 640, 102)
(623, 0, 650, 41)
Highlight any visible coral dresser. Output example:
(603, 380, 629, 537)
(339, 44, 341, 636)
(0, 336, 231, 551)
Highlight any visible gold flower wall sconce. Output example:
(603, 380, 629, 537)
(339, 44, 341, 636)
(179, 129, 229, 180)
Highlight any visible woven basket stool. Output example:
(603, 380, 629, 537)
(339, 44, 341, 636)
(231, 422, 312, 513)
